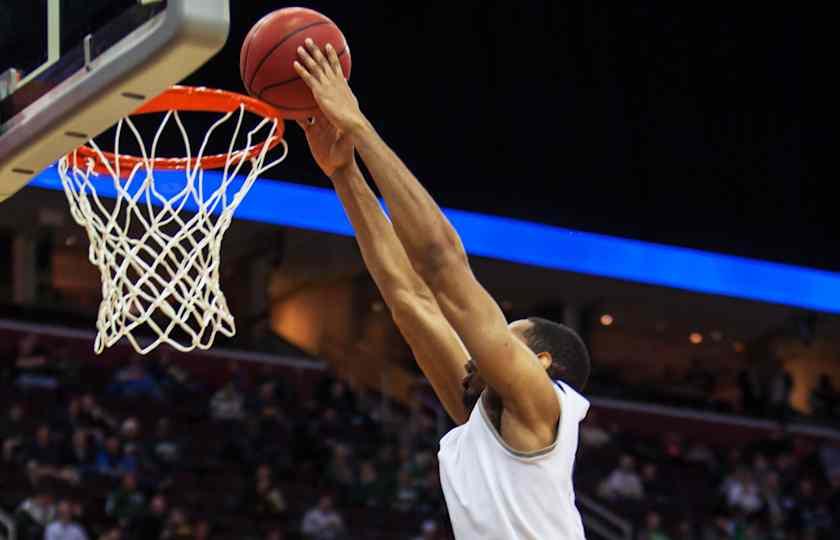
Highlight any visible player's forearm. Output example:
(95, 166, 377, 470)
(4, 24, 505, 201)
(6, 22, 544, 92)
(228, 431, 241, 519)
(349, 119, 469, 278)
(329, 161, 424, 299)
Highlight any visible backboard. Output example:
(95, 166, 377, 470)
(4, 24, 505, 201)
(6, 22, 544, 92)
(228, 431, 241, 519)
(0, 0, 230, 202)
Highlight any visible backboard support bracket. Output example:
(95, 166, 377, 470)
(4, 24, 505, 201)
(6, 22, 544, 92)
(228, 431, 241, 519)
(0, 0, 230, 202)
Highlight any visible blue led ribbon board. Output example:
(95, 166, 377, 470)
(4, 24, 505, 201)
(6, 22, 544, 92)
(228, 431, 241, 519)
(28, 166, 840, 314)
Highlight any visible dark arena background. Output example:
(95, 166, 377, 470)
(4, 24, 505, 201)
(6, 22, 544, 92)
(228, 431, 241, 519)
(1, 2, 832, 540)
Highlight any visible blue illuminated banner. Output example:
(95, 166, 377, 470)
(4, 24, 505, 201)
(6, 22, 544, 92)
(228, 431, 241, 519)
(29, 167, 840, 314)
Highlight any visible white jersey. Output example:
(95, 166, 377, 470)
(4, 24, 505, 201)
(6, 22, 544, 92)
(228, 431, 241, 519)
(438, 380, 590, 539)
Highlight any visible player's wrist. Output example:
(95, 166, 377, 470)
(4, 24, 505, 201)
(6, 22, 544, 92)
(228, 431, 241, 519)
(328, 158, 359, 181)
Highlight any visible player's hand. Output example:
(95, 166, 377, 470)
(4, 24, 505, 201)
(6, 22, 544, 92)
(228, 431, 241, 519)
(294, 39, 364, 134)
(296, 112, 354, 177)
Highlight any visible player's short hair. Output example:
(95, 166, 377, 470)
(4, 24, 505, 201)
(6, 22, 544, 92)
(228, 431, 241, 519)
(524, 317, 590, 392)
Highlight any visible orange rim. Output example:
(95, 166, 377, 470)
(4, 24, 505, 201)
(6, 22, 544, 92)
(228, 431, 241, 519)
(69, 86, 285, 174)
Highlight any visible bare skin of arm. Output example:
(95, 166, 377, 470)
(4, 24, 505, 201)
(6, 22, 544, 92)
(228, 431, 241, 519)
(295, 113, 469, 424)
(295, 41, 560, 450)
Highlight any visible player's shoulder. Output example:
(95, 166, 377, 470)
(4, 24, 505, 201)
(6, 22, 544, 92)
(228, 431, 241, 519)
(552, 379, 590, 421)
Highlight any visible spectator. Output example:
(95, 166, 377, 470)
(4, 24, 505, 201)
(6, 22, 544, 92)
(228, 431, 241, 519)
(79, 394, 118, 434)
(192, 519, 210, 540)
(760, 472, 786, 529)
(412, 519, 442, 540)
(598, 454, 644, 501)
(722, 467, 762, 515)
(210, 380, 246, 421)
(301, 495, 345, 540)
(95, 436, 136, 477)
(767, 366, 793, 419)
(641, 463, 669, 503)
(59, 429, 95, 482)
(392, 469, 419, 511)
(108, 355, 164, 400)
(148, 348, 200, 401)
(579, 410, 611, 449)
(324, 443, 355, 500)
(13, 333, 58, 390)
(160, 508, 192, 540)
(246, 464, 287, 518)
(351, 460, 389, 507)
(194, 519, 211, 540)
(45, 499, 89, 540)
(1, 402, 25, 461)
(131, 494, 167, 540)
(97, 529, 121, 540)
(636, 511, 671, 540)
(14, 490, 56, 540)
(147, 418, 180, 473)
(105, 473, 146, 524)
(26, 424, 62, 467)
(810, 374, 838, 420)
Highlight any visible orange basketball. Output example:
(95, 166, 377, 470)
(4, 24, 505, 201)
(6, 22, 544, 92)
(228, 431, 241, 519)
(240, 7, 351, 120)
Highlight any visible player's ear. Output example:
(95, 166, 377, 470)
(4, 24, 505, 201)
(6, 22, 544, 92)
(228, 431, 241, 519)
(536, 351, 552, 370)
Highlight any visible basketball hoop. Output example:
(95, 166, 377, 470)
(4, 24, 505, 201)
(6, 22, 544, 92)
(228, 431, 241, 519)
(57, 86, 287, 354)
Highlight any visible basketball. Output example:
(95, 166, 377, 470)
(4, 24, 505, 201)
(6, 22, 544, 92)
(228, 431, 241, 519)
(240, 7, 351, 120)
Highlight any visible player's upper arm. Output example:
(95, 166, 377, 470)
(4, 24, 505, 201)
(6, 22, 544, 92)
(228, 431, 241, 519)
(423, 258, 560, 431)
(388, 287, 470, 425)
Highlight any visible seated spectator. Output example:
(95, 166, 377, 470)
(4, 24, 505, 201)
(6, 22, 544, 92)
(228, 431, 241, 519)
(760, 471, 786, 529)
(579, 410, 611, 449)
(392, 469, 420, 512)
(45, 499, 89, 540)
(636, 511, 670, 540)
(105, 473, 146, 524)
(351, 460, 389, 507)
(131, 494, 167, 540)
(14, 490, 56, 540)
(598, 454, 644, 501)
(641, 463, 669, 503)
(194, 519, 211, 540)
(301, 495, 345, 540)
(79, 394, 118, 434)
(722, 467, 762, 515)
(148, 348, 201, 401)
(96, 436, 136, 477)
(97, 529, 122, 540)
(683, 440, 718, 472)
(160, 507, 193, 540)
(147, 418, 181, 473)
(810, 374, 838, 419)
(245, 464, 287, 518)
(1, 402, 25, 462)
(108, 355, 163, 400)
(210, 380, 246, 421)
(412, 519, 443, 540)
(26, 424, 62, 467)
(59, 429, 95, 480)
(324, 443, 356, 500)
(13, 333, 59, 390)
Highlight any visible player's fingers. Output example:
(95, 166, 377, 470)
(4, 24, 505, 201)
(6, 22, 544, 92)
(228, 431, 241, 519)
(324, 43, 343, 77)
(296, 46, 323, 80)
(293, 61, 318, 88)
(304, 39, 331, 75)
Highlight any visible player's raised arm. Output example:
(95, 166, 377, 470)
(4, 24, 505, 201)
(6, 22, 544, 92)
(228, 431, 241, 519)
(295, 113, 469, 424)
(294, 40, 560, 441)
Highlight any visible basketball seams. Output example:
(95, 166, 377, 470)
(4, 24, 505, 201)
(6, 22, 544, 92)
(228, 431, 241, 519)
(256, 48, 348, 95)
(246, 21, 332, 91)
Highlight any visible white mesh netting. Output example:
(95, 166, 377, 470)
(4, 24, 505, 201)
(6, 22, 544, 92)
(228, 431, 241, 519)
(57, 103, 286, 354)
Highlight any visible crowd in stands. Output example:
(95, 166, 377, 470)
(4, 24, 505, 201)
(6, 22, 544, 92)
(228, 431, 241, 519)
(2, 329, 839, 540)
(581, 411, 839, 540)
(1, 332, 449, 539)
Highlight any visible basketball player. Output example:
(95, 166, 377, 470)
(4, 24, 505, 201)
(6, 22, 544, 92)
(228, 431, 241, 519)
(294, 39, 591, 539)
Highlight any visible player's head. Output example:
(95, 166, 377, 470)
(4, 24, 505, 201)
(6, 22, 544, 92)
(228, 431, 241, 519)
(512, 317, 590, 392)
(461, 317, 590, 413)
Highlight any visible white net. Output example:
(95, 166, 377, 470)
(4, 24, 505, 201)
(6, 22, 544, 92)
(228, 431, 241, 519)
(57, 100, 287, 354)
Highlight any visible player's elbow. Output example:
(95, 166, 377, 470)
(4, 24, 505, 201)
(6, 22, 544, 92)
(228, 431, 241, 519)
(388, 287, 437, 327)
(412, 241, 469, 285)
